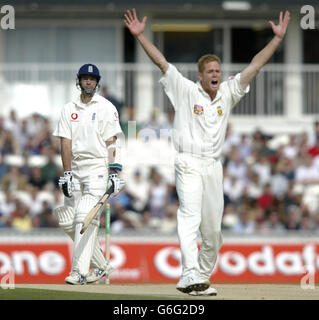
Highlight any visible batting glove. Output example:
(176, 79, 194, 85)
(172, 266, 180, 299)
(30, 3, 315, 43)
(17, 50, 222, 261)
(107, 173, 125, 196)
(58, 170, 73, 198)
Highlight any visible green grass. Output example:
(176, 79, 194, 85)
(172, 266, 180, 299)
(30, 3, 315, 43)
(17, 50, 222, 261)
(0, 288, 183, 300)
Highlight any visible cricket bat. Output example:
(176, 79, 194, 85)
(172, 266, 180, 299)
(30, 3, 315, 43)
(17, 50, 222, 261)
(80, 185, 114, 234)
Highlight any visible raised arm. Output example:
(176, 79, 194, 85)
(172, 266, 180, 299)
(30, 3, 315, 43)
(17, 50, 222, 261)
(124, 8, 169, 74)
(240, 11, 290, 90)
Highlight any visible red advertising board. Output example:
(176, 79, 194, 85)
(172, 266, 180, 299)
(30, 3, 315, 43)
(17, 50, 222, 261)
(0, 239, 318, 284)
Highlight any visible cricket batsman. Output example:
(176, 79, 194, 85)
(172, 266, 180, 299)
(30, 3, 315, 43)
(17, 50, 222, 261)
(125, 9, 290, 295)
(53, 64, 125, 284)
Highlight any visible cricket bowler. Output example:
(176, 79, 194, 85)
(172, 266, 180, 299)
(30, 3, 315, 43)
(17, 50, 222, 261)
(125, 8, 290, 295)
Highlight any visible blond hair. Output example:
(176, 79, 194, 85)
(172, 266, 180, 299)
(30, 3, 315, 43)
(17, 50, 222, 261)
(197, 54, 222, 73)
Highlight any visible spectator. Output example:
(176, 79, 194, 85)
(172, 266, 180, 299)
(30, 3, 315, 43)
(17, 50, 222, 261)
(26, 113, 46, 138)
(300, 213, 315, 231)
(28, 186, 43, 216)
(9, 199, 32, 232)
(282, 135, 299, 159)
(110, 201, 143, 233)
(244, 169, 263, 200)
(262, 211, 285, 232)
(139, 108, 162, 140)
(222, 123, 241, 156)
(308, 120, 319, 147)
(232, 208, 256, 234)
(28, 166, 47, 189)
(295, 154, 319, 187)
(223, 173, 245, 206)
(284, 205, 302, 230)
(32, 201, 58, 228)
(159, 204, 178, 234)
(0, 122, 19, 155)
(101, 85, 123, 115)
(125, 169, 150, 213)
(307, 136, 319, 158)
(270, 162, 289, 199)
(41, 147, 60, 187)
(0, 153, 9, 180)
(148, 167, 169, 221)
(258, 183, 275, 212)
(226, 148, 247, 182)
(313, 211, 319, 229)
(0, 191, 16, 225)
(222, 203, 240, 230)
(237, 134, 252, 160)
(1, 165, 29, 192)
(15, 119, 32, 152)
(4, 110, 20, 146)
(252, 154, 271, 186)
(24, 136, 41, 155)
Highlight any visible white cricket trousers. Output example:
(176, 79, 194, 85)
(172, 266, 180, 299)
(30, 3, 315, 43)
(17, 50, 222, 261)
(71, 158, 109, 277)
(175, 153, 223, 280)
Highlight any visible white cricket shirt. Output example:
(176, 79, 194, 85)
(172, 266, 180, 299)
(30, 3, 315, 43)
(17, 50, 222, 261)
(53, 93, 123, 160)
(159, 63, 249, 159)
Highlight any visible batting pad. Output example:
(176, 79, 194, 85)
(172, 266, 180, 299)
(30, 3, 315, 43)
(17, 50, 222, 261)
(90, 236, 108, 269)
(54, 205, 105, 270)
(54, 206, 75, 236)
(72, 222, 98, 277)
(75, 194, 102, 224)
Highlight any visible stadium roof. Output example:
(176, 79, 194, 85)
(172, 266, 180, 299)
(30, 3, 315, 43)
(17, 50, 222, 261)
(1, 0, 317, 19)
(2, 0, 318, 9)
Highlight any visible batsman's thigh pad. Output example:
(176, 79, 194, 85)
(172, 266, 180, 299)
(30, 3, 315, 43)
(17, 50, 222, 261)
(75, 194, 101, 225)
(54, 206, 75, 235)
(86, 167, 108, 196)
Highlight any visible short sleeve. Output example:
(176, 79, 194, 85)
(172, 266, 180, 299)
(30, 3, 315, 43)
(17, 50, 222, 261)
(226, 73, 250, 109)
(159, 63, 195, 111)
(100, 103, 123, 142)
(52, 105, 71, 140)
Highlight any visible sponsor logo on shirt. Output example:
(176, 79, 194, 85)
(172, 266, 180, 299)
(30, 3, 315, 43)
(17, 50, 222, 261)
(217, 106, 223, 116)
(71, 113, 79, 121)
(92, 112, 96, 121)
(193, 104, 204, 116)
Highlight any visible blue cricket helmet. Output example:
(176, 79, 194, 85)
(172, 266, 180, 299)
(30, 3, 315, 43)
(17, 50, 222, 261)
(77, 63, 101, 83)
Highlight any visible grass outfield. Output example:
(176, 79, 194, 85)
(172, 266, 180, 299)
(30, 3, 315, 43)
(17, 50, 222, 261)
(0, 288, 181, 300)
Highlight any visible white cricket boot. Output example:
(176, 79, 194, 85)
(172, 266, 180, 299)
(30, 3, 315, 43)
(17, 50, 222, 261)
(189, 286, 217, 296)
(65, 271, 86, 285)
(86, 262, 114, 283)
(176, 271, 210, 293)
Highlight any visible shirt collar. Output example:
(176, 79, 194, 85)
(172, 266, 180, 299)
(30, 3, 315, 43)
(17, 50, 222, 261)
(73, 93, 99, 108)
(196, 81, 222, 102)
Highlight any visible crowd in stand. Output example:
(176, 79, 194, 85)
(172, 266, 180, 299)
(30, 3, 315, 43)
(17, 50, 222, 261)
(1, 107, 319, 235)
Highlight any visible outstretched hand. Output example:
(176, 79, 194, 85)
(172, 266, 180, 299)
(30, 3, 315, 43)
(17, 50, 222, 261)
(269, 10, 290, 40)
(124, 8, 147, 37)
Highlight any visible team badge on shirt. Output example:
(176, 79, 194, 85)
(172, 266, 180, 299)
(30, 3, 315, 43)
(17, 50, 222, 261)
(217, 106, 223, 116)
(71, 113, 79, 121)
(193, 104, 204, 116)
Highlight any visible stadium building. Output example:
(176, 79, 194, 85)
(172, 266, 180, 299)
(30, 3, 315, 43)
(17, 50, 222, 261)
(0, 0, 318, 133)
